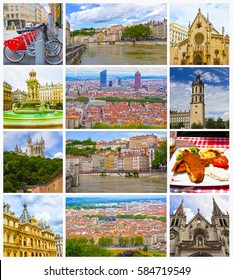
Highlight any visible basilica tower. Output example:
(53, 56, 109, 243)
(190, 74, 205, 127)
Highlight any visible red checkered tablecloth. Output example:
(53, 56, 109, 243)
(176, 137, 229, 149)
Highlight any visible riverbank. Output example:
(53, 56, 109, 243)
(90, 40, 167, 46)
(80, 172, 166, 178)
(68, 174, 167, 193)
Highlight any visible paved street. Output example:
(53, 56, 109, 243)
(3, 29, 63, 65)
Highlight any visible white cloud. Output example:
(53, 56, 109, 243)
(3, 195, 63, 235)
(4, 131, 63, 158)
(171, 195, 229, 223)
(170, 81, 229, 120)
(80, 5, 87, 10)
(4, 67, 63, 92)
(53, 152, 63, 159)
(171, 3, 229, 34)
(68, 3, 167, 29)
(194, 70, 221, 83)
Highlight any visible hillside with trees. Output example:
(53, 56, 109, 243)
(4, 152, 62, 193)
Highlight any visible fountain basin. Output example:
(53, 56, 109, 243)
(4, 110, 63, 129)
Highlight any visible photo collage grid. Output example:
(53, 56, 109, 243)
(1, 2, 230, 258)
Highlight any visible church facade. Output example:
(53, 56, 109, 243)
(170, 199, 229, 257)
(14, 134, 45, 158)
(170, 9, 229, 65)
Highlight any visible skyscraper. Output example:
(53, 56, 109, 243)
(100, 70, 107, 90)
(135, 71, 141, 90)
(118, 77, 122, 86)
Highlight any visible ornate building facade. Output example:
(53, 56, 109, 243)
(12, 89, 27, 104)
(55, 234, 63, 257)
(3, 202, 57, 257)
(170, 9, 229, 65)
(170, 22, 188, 47)
(170, 199, 229, 257)
(14, 134, 45, 158)
(3, 81, 12, 111)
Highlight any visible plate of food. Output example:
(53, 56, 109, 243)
(170, 147, 230, 186)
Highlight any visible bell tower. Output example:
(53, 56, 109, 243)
(211, 198, 229, 256)
(190, 74, 205, 127)
(170, 200, 186, 256)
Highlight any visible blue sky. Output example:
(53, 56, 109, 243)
(66, 3, 167, 31)
(4, 195, 63, 236)
(4, 131, 63, 159)
(66, 67, 167, 79)
(170, 3, 229, 34)
(67, 195, 166, 204)
(170, 67, 229, 120)
(66, 131, 167, 142)
(170, 195, 229, 224)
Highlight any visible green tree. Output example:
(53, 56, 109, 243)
(66, 238, 113, 257)
(4, 181, 15, 192)
(55, 102, 63, 110)
(143, 245, 148, 251)
(170, 122, 184, 129)
(130, 236, 135, 246)
(121, 24, 151, 41)
(135, 236, 143, 246)
(215, 117, 226, 129)
(89, 238, 95, 246)
(205, 118, 216, 128)
(191, 122, 203, 129)
(116, 147, 122, 152)
(152, 141, 167, 169)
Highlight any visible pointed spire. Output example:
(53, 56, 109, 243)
(175, 199, 184, 216)
(212, 198, 223, 216)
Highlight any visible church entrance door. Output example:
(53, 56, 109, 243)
(193, 55, 203, 65)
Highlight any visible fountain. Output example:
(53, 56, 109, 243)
(4, 70, 63, 129)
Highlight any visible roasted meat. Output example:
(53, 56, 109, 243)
(172, 159, 186, 173)
(182, 149, 204, 183)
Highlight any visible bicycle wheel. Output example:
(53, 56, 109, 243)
(45, 40, 63, 65)
(45, 40, 62, 56)
(3, 45, 25, 63)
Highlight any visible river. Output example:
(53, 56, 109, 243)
(69, 173, 167, 193)
(78, 43, 167, 65)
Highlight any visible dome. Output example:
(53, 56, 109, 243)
(19, 202, 32, 223)
(192, 74, 204, 86)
